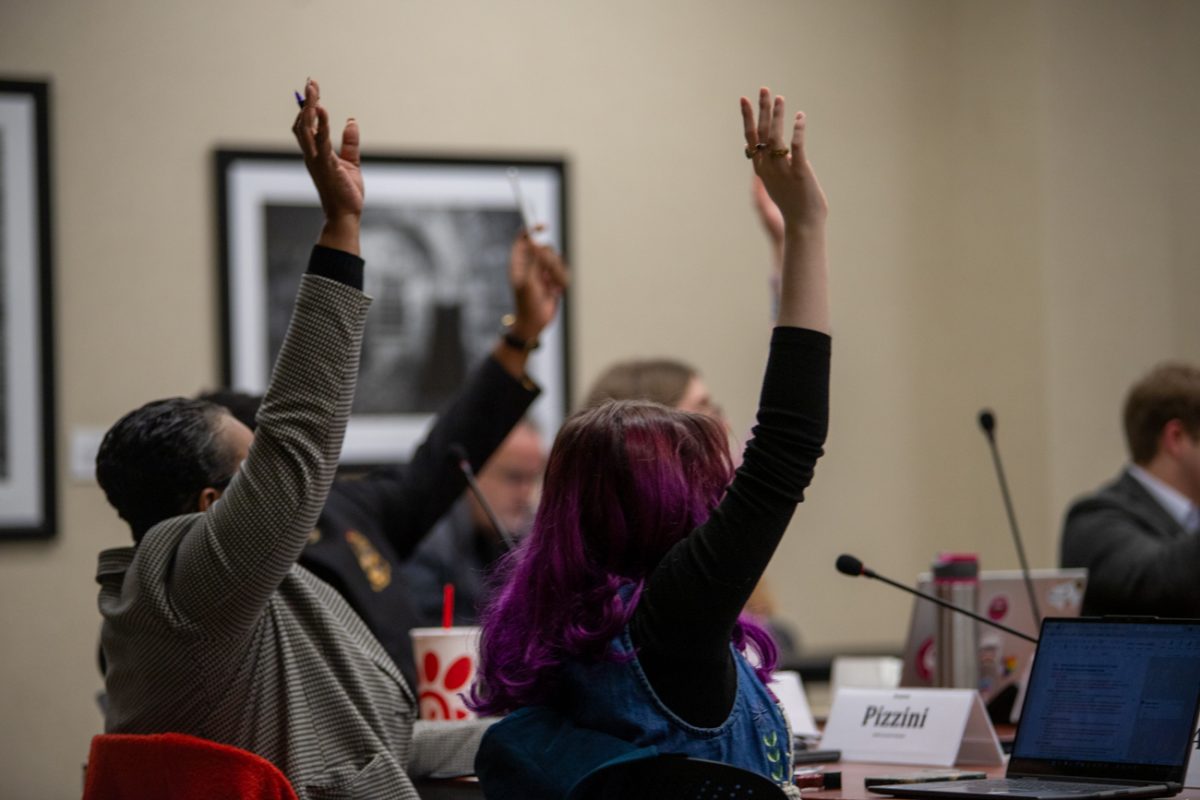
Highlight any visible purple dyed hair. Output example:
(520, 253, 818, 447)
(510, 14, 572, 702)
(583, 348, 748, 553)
(469, 399, 778, 716)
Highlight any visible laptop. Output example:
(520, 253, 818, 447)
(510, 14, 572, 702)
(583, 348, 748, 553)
(871, 617, 1200, 799)
(901, 569, 1087, 720)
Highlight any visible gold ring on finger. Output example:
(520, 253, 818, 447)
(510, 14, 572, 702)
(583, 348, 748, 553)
(770, 148, 789, 158)
(744, 145, 756, 159)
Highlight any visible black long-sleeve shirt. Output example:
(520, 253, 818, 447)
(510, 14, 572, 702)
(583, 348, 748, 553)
(630, 326, 830, 727)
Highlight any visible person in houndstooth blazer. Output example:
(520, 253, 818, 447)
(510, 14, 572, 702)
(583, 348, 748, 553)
(94, 79, 483, 799)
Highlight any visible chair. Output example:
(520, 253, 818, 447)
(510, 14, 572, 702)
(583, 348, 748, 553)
(82, 733, 298, 800)
(568, 753, 789, 800)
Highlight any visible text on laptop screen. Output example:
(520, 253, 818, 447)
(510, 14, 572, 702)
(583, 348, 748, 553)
(1012, 620, 1200, 767)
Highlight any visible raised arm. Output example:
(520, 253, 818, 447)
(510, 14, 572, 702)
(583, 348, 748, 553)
(332, 227, 567, 557)
(647, 88, 831, 615)
(298, 79, 365, 255)
(742, 88, 830, 333)
(172, 79, 370, 628)
(631, 89, 831, 723)
(492, 227, 569, 380)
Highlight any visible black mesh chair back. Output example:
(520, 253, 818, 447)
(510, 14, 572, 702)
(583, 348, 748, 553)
(568, 753, 789, 800)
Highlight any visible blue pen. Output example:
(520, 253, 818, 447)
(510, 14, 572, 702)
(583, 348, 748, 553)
(294, 90, 304, 108)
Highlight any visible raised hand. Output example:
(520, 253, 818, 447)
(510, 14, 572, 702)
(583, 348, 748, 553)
(491, 227, 569, 380)
(292, 78, 364, 254)
(507, 227, 569, 343)
(740, 87, 829, 333)
(740, 88, 827, 232)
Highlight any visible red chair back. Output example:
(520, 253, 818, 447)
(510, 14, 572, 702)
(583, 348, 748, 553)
(83, 733, 298, 800)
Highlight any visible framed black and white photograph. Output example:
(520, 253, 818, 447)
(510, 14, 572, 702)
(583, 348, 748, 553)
(217, 151, 569, 464)
(0, 80, 55, 539)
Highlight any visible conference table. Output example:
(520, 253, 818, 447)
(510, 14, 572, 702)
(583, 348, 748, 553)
(415, 764, 1012, 800)
(415, 718, 1200, 800)
(420, 760, 1200, 800)
(412, 732, 1002, 799)
(415, 761, 1011, 799)
(420, 763, 1200, 799)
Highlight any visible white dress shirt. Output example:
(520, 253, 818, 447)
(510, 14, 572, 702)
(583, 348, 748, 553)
(1128, 464, 1200, 534)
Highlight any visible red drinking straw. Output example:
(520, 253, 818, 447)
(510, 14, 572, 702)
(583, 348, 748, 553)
(442, 583, 455, 629)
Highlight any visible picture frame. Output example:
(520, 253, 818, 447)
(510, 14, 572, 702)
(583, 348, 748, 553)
(0, 80, 56, 539)
(216, 150, 569, 464)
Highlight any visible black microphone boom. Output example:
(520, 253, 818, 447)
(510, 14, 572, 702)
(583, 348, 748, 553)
(835, 553, 1038, 644)
(977, 408, 1041, 627)
(449, 443, 517, 552)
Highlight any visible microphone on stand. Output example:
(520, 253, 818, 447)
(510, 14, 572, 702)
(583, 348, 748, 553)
(977, 409, 1042, 627)
(835, 554, 1038, 643)
(449, 443, 517, 552)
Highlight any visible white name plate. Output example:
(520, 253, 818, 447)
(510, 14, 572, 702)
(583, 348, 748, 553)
(772, 670, 819, 737)
(820, 688, 1003, 767)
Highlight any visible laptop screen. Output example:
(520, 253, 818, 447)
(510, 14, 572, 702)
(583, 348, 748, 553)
(1010, 618, 1200, 782)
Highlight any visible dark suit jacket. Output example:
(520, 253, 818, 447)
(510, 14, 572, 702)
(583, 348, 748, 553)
(298, 356, 538, 688)
(1061, 469, 1199, 616)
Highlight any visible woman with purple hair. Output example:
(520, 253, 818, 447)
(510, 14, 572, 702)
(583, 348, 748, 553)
(471, 88, 830, 798)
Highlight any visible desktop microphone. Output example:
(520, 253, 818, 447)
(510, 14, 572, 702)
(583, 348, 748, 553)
(977, 409, 1042, 627)
(835, 554, 1038, 643)
(449, 443, 517, 552)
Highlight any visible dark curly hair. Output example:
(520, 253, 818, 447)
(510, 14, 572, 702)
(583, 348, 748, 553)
(95, 397, 240, 542)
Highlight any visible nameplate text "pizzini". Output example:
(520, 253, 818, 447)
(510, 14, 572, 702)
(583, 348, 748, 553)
(821, 688, 1003, 767)
(862, 705, 929, 729)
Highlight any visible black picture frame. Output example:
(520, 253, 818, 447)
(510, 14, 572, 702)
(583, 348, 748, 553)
(215, 149, 570, 464)
(0, 80, 55, 539)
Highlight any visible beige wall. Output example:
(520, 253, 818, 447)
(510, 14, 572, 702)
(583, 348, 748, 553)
(2, 1, 1198, 795)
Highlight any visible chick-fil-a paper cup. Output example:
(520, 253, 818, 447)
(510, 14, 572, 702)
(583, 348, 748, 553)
(410, 626, 480, 721)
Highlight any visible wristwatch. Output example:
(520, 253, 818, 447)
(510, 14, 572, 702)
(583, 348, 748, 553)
(500, 313, 540, 352)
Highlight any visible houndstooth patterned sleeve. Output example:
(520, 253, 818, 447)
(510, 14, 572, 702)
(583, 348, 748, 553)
(171, 273, 371, 631)
(409, 719, 495, 778)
